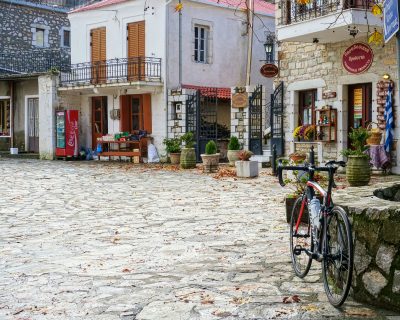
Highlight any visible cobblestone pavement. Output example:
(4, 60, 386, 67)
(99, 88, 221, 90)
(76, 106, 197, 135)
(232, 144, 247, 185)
(0, 159, 399, 320)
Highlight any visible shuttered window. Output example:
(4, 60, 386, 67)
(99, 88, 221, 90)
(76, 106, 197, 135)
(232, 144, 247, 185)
(127, 21, 145, 58)
(91, 27, 106, 62)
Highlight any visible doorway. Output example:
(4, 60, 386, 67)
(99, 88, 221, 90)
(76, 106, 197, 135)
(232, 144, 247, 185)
(348, 83, 372, 130)
(92, 96, 108, 148)
(27, 97, 39, 153)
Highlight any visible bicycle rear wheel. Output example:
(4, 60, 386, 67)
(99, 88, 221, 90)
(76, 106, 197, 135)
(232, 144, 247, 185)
(322, 206, 353, 307)
(290, 196, 313, 278)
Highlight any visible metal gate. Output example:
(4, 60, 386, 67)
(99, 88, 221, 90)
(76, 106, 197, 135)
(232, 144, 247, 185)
(271, 82, 284, 156)
(186, 88, 219, 161)
(249, 85, 263, 155)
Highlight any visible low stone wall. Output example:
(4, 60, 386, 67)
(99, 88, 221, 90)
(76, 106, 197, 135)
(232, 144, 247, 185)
(334, 183, 400, 311)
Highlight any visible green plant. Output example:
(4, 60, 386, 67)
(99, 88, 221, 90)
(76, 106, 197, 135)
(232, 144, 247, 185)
(341, 127, 371, 158)
(163, 137, 181, 153)
(228, 136, 241, 150)
(284, 171, 327, 197)
(238, 150, 253, 161)
(205, 140, 217, 155)
(181, 132, 194, 148)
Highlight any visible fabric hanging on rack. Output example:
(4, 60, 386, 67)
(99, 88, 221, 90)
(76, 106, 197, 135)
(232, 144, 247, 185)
(384, 83, 394, 153)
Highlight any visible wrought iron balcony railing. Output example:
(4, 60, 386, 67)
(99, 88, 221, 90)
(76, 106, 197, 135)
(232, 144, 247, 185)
(0, 50, 70, 78)
(279, 0, 373, 25)
(60, 57, 162, 86)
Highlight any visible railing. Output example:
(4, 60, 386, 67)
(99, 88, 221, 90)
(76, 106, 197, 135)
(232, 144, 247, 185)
(279, 0, 373, 25)
(60, 57, 162, 86)
(0, 50, 70, 77)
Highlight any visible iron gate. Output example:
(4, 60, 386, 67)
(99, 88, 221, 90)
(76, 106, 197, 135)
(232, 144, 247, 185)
(271, 82, 284, 156)
(249, 85, 263, 155)
(186, 88, 219, 161)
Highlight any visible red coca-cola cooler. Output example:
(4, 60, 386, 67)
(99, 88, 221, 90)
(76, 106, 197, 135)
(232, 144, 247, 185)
(56, 110, 79, 158)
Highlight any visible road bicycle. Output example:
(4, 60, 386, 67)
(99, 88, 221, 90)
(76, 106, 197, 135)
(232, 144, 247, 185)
(278, 159, 354, 307)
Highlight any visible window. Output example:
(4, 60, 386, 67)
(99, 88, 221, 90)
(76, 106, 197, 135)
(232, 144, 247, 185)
(63, 29, 70, 47)
(36, 28, 45, 47)
(194, 25, 209, 63)
(299, 90, 317, 126)
(0, 99, 11, 137)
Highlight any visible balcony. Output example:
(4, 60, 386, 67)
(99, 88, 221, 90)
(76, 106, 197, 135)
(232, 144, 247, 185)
(0, 50, 70, 78)
(277, 0, 382, 43)
(59, 57, 162, 87)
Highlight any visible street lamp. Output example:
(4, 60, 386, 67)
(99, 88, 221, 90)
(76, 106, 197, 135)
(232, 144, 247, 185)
(264, 33, 275, 63)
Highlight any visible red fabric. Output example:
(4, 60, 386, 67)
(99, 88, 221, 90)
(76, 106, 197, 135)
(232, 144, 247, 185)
(182, 84, 231, 100)
(71, 0, 274, 15)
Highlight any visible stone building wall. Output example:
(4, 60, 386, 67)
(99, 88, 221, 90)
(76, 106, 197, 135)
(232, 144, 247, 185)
(0, 1, 71, 70)
(277, 38, 399, 166)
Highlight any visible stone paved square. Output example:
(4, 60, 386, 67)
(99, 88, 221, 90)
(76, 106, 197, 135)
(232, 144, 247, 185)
(0, 159, 398, 319)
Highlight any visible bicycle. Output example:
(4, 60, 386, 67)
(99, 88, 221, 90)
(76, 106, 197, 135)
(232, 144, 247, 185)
(278, 159, 354, 307)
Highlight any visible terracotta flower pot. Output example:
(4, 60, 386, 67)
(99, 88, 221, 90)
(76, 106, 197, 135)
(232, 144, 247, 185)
(169, 153, 181, 165)
(201, 153, 220, 173)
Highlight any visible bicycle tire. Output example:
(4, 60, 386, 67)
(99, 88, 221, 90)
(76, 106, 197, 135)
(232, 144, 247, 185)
(322, 206, 354, 307)
(290, 196, 313, 278)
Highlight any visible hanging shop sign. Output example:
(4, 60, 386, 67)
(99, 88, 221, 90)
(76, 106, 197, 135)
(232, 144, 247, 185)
(322, 90, 337, 99)
(260, 63, 279, 78)
(232, 93, 248, 108)
(342, 43, 373, 74)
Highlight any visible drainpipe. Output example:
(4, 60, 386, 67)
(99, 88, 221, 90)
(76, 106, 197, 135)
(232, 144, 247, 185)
(9, 81, 14, 149)
(165, 0, 173, 140)
(178, 0, 182, 85)
(245, 0, 254, 86)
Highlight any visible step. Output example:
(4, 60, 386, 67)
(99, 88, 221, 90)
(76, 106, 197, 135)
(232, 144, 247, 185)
(263, 149, 271, 157)
(250, 155, 271, 163)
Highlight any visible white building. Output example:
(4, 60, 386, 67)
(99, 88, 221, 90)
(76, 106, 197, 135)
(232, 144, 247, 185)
(54, 0, 274, 160)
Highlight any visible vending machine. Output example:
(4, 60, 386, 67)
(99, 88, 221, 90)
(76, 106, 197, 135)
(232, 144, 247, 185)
(56, 110, 79, 158)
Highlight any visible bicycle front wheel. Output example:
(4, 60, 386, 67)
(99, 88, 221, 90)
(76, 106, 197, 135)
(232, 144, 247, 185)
(322, 206, 354, 307)
(290, 196, 313, 278)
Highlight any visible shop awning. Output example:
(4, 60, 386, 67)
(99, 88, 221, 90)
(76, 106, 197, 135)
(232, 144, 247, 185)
(182, 84, 231, 100)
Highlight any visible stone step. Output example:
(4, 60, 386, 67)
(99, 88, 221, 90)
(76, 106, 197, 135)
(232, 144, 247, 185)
(250, 155, 271, 163)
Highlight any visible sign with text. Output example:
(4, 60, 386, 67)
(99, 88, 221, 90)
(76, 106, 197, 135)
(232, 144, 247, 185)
(342, 43, 373, 74)
(232, 93, 248, 108)
(260, 63, 279, 78)
(384, 0, 399, 43)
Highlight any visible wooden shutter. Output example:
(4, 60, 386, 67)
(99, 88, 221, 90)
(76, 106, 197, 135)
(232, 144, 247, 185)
(91, 27, 106, 62)
(143, 94, 152, 133)
(127, 21, 145, 58)
(120, 95, 130, 132)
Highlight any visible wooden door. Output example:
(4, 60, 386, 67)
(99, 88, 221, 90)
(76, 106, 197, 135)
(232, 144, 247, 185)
(127, 21, 145, 81)
(91, 27, 106, 84)
(119, 94, 151, 133)
(92, 96, 108, 148)
(28, 97, 39, 153)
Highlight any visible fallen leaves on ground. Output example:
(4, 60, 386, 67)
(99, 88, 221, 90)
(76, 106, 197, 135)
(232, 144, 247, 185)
(213, 168, 237, 179)
(344, 307, 377, 317)
(301, 304, 318, 312)
(122, 268, 131, 273)
(200, 293, 215, 305)
(231, 296, 249, 305)
(282, 295, 301, 304)
(211, 310, 232, 318)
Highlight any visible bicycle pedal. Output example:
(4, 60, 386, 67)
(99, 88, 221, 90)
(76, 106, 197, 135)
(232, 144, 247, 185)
(293, 245, 302, 256)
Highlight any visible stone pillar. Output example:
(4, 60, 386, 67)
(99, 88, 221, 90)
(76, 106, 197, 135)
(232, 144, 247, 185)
(230, 86, 251, 150)
(38, 74, 59, 160)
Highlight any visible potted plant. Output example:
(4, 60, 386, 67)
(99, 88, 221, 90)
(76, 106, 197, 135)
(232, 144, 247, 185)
(341, 127, 371, 187)
(293, 125, 303, 141)
(201, 140, 219, 173)
(180, 132, 196, 169)
(235, 150, 258, 178)
(163, 137, 181, 165)
(227, 136, 241, 166)
(289, 152, 306, 163)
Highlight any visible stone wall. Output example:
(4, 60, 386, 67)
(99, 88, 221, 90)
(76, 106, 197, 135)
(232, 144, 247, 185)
(277, 38, 399, 166)
(0, 1, 70, 71)
(335, 183, 400, 311)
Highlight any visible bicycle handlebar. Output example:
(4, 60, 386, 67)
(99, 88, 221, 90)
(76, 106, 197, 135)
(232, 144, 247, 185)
(277, 160, 345, 187)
